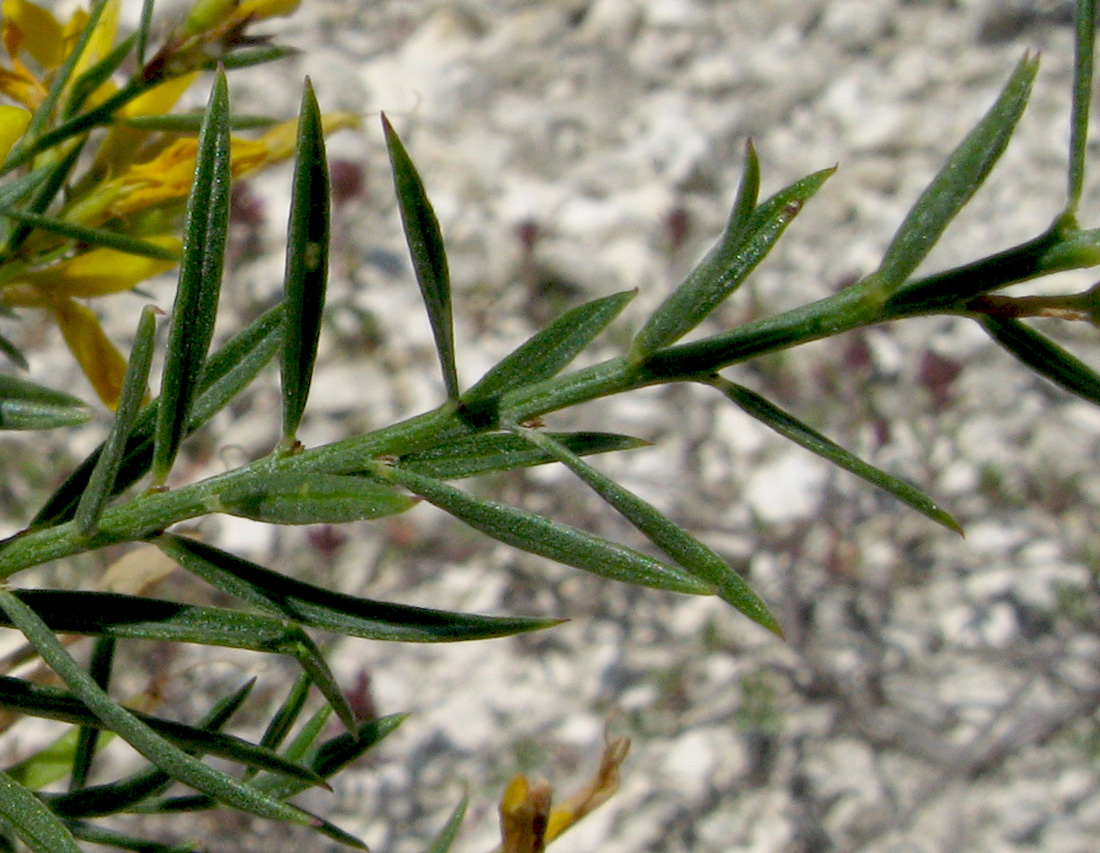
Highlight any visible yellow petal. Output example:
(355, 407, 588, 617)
(0, 104, 31, 161)
(543, 732, 630, 844)
(48, 296, 127, 408)
(2, 0, 63, 68)
(499, 775, 552, 853)
(90, 73, 199, 177)
(0, 63, 46, 109)
(106, 113, 359, 218)
(184, 0, 239, 34)
(237, 0, 301, 20)
(23, 237, 181, 298)
(62, 0, 119, 79)
(124, 73, 198, 119)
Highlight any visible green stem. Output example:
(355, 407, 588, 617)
(7, 219, 1100, 580)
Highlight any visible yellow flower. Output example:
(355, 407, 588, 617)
(184, 0, 301, 35)
(495, 729, 631, 853)
(0, 238, 179, 407)
(0, 0, 119, 111)
(0, 102, 30, 160)
(102, 111, 360, 219)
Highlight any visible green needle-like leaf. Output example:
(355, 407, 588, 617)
(259, 714, 407, 800)
(258, 673, 311, 756)
(1068, 0, 1096, 212)
(728, 138, 762, 240)
(632, 153, 830, 358)
(383, 113, 459, 399)
(69, 636, 116, 791)
(5, 726, 114, 790)
(4, 139, 85, 254)
(400, 431, 649, 480)
(380, 465, 714, 596)
(713, 379, 962, 533)
(43, 681, 257, 819)
(461, 290, 637, 423)
(63, 33, 136, 119)
(0, 332, 27, 370)
(0, 770, 82, 853)
(136, 0, 156, 67)
(979, 315, 1100, 405)
(0, 674, 322, 787)
(512, 426, 781, 633)
(157, 533, 560, 642)
(0, 374, 92, 430)
(217, 44, 299, 71)
(32, 304, 284, 528)
(0, 208, 180, 260)
(212, 472, 417, 525)
(118, 113, 278, 132)
(66, 820, 196, 851)
(282, 78, 331, 443)
(75, 306, 157, 534)
(153, 68, 232, 484)
(875, 53, 1038, 292)
(425, 793, 468, 853)
(0, 592, 343, 839)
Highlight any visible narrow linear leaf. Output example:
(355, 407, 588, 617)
(216, 44, 300, 70)
(43, 681, 257, 819)
(75, 306, 157, 534)
(0, 673, 324, 787)
(119, 113, 278, 132)
(714, 379, 961, 533)
(12, 585, 360, 734)
(132, 710, 406, 814)
(4, 725, 114, 790)
(66, 821, 194, 853)
(212, 472, 417, 525)
(0, 374, 92, 430)
(383, 113, 459, 399)
(4, 590, 329, 661)
(425, 792, 468, 853)
(632, 153, 830, 358)
(0, 770, 82, 853)
(69, 636, 116, 791)
(0, 591, 335, 836)
(64, 33, 137, 119)
(1068, 0, 1096, 211)
(728, 138, 762, 240)
(979, 314, 1100, 405)
(875, 53, 1038, 291)
(153, 68, 232, 483)
(461, 290, 637, 422)
(400, 431, 649, 480)
(32, 304, 284, 528)
(282, 77, 331, 443)
(259, 714, 407, 800)
(380, 465, 714, 596)
(276, 704, 332, 767)
(258, 673, 311, 756)
(136, 0, 156, 67)
(0, 208, 181, 260)
(157, 533, 560, 642)
(4, 139, 85, 253)
(0, 332, 27, 370)
(513, 425, 781, 634)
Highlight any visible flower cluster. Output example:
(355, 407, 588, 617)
(0, 0, 355, 407)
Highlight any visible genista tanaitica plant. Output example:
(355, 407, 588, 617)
(1, 0, 1100, 849)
